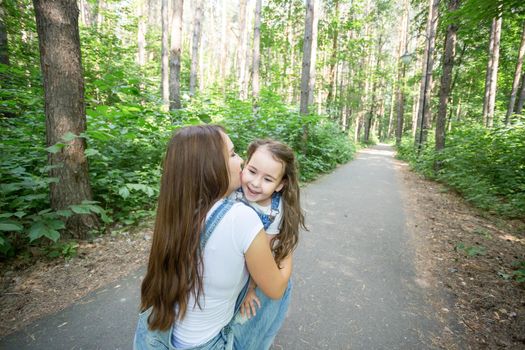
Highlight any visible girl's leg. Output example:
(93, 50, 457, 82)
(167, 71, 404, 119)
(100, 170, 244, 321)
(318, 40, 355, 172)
(231, 280, 292, 350)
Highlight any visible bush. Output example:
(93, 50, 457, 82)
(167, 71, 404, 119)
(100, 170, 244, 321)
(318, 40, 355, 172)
(1, 89, 355, 257)
(396, 122, 525, 218)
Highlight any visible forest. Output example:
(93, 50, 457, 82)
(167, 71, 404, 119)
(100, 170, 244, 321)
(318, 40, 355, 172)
(0, 0, 524, 260)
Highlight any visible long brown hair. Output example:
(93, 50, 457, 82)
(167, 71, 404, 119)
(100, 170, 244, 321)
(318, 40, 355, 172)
(246, 139, 306, 267)
(140, 125, 230, 331)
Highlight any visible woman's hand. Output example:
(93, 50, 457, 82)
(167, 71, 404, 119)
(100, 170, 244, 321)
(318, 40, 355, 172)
(240, 287, 261, 319)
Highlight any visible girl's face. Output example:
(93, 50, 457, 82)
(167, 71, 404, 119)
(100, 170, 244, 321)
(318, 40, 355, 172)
(222, 132, 243, 195)
(241, 147, 285, 206)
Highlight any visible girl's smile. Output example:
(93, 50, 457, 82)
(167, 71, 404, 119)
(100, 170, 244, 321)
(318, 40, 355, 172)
(241, 147, 285, 206)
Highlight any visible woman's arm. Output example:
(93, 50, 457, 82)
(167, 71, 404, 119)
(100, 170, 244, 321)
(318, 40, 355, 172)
(245, 230, 292, 299)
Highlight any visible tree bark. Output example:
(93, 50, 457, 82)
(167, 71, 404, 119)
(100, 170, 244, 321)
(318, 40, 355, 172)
(190, 1, 202, 97)
(395, 0, 409, 146)
(137, 0, 146, 66)
(517, 72, 525, 114)
(415, 0, 440, 153)
(326, 0, 339, 109)
(487, 16, 502, 127)
(505, 21, 525, 124)
(252, 0, 262, 110)
(169, 0, 183, 110)
(300, 0, 318, 115)
(483, 16, 502, 127)
(0, 2, 9, 65)
(161, 0, 169, 106)
(435, 0, 458, 152)
(237, 0, 248, 100)
(33, 0, 97, 239)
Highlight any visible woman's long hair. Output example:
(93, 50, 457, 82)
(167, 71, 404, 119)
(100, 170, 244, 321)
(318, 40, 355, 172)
(140, 125, 230, 331)
(246, 140, 306, 267)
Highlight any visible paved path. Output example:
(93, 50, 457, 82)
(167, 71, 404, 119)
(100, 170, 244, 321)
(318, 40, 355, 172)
(0, 145, 442, 349)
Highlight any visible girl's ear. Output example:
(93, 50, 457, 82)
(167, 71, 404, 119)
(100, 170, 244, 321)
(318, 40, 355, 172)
(276, 180, 285, 192)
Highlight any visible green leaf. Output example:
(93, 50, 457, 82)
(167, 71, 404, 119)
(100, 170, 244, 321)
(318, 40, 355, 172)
(61, 132, 78, 142)
(84, 148, 100, 157)
(28, 221, 46, 242)
(70, 205, 92, 214)
(119, 186, 130, 199)
(44, 229, 60, 242)
(46, 143, 65, 154)
(56, 210, 73, 218)
(0, 222, 23, 232)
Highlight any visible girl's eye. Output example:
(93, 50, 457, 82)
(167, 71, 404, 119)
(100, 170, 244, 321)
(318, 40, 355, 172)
(249, 169, 256, 174)
(264, 178, 273, 183)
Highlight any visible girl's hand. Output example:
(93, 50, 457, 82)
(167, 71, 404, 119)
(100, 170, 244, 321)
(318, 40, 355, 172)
(240, 288, 261, 319)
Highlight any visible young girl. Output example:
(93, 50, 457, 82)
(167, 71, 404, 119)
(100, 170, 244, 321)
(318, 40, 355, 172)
(231, 139, 306, 349)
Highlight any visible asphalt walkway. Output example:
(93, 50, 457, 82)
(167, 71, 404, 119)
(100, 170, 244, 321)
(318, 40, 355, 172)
(0, 144, 442, 349)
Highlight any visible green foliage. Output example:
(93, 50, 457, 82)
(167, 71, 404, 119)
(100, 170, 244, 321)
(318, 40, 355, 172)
(511, 261, 525, 283)
(397, 122, 525, 218)
(455, 242, 487, 257)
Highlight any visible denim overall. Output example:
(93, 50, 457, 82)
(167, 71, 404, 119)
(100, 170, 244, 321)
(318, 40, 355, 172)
(234, 189, 281, 230)
(230, 190, 293, 350)
(133, 199, 292, 350)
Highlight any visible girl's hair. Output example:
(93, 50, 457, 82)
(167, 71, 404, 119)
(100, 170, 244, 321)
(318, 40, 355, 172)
(140, 125, 230, 331)
(246, 139, 306, 266)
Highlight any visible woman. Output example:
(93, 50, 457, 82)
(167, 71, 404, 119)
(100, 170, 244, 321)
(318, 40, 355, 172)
(134, 125, 292, 349)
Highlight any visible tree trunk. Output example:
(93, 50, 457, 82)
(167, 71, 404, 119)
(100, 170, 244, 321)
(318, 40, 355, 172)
(309, 1, 319, 108)
(0, 2, 9, 65)
(487, 16, 502, 127)
(395, 0, 409, 146)
(505, 21, 525, 124)
(435, 0, 458, 153)
(517, 72, 525, 114)
(190, 1, 202, 97)
(137, 0, 147, 66)
(33, 0, 97, 239)
(364, 36, 383, 143)
(415, 0, 440, 153)
(252, 0, 262, 110)
(237, 0, 248, 100)
(161, 0, 169, 106)
(300, 0, 318, 115)
(169, 0, 183, 110)
(483, 16, 502, 127)
(326, 0, 339, 109)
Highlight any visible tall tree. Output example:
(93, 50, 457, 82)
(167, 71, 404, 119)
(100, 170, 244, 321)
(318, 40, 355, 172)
(326, 0, 340, 109)
(169, 0, 183, 110)
(161, 0, 169, 106)
(435, 0, 459, 152)
(517, 72, 525, 114)
(300, 0, 318, 115)
(395, 0, 409, 146)
(252, 0, 262, 109)
(415, 0, 440, 153)
(505, 21, 525, 124)
(237, 0, 248, 100)
(190, 1, 203, 97)
(137, 0, 147, 66)
(33, 0, 97, 239)
(0, 1, 8, 65)
(482, 16, 502, 127)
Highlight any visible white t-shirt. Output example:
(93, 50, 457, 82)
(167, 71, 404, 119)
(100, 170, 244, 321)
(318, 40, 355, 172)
(171, 200, 263, 348)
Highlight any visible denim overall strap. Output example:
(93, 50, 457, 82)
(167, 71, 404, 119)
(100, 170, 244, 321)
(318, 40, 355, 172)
(200, 199, 234, 251)
(258, 192, 281, 230)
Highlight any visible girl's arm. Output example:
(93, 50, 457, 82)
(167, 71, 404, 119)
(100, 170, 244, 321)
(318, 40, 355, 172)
(245, 230, 292, 299)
